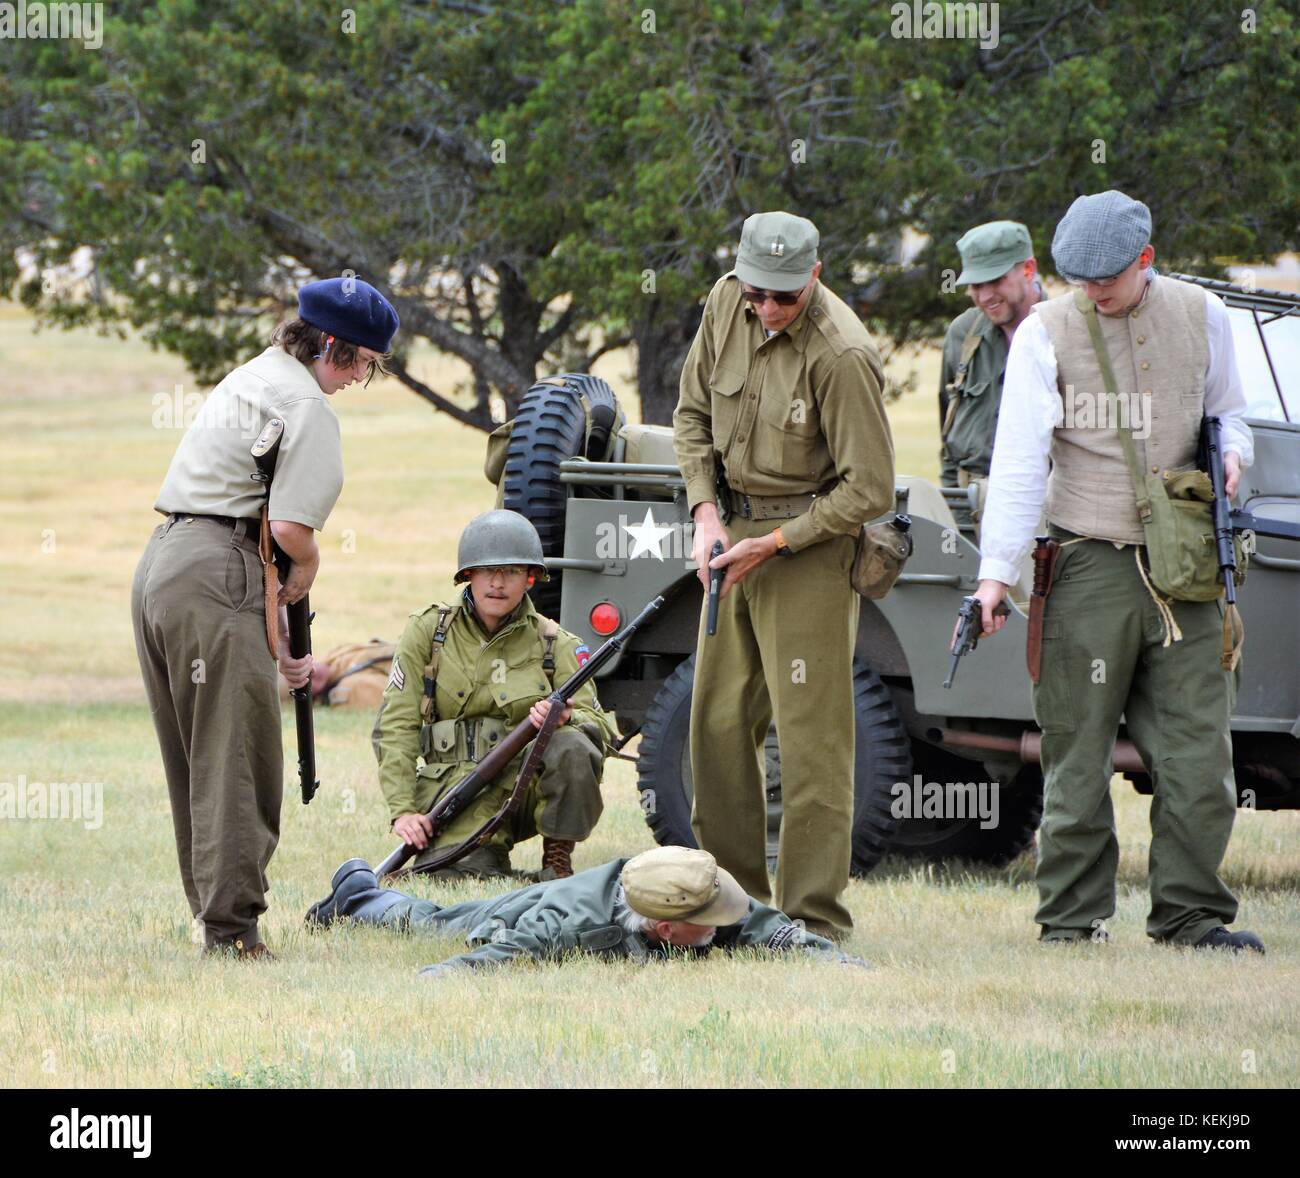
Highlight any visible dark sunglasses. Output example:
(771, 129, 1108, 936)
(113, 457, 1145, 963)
(740, 285, 804, 306)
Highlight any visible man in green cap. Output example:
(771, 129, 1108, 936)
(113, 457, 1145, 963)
(938, 220, 1042, 534)
(372, 509, 618, 881)
(673, 210, 896, 941)
(971, 191, 1263, 953)
(305, 845, 868, 974)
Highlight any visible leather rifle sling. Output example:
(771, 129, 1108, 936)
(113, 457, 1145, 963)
(260, 504, 281, 659)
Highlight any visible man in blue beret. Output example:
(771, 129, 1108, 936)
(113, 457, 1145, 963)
(968, 191, 1263, 953)
(133, 275, 399, 959)
(939, 220, 1042, 535)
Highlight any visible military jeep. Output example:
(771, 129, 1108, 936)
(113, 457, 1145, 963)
(484, 276, 1300, 874)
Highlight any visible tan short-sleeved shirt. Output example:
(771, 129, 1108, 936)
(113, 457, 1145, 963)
(155, 346, 344, 530)
(672, 274, 895, 552)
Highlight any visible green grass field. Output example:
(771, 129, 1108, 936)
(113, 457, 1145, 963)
(1, 301, 1296, 1089)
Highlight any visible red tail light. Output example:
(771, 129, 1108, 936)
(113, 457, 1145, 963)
(589, 602, 621, 635)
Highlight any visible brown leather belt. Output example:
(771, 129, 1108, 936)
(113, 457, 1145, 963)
(725, 488, 818, 521)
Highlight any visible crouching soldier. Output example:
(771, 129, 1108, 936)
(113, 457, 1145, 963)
(306, 846, 869, 974)
(372, 510, 618, 881)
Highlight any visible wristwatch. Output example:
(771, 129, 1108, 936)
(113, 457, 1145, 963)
(772, 526, 793, 557)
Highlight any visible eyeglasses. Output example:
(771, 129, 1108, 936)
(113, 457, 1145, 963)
(1073, 262, 1137, 290)
(478, 566, 529, 581)
(740, 284, 806, 306)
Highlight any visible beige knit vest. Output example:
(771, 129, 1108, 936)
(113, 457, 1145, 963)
(1036, 275, 1208, 544)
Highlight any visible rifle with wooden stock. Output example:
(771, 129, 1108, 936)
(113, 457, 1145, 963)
(374, 592, 671, 881)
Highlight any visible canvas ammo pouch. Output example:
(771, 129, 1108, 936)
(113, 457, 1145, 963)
(422, 716, 511, 763)
(1078, 291, 1246, 603)
(851, 516, 913, 599)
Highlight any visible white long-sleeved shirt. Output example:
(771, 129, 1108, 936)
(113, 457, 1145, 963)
(978, 281, 1254, 586)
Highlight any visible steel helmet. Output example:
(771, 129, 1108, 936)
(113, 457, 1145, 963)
(454, 510, 549, 582)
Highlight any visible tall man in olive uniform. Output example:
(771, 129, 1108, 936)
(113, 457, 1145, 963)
(674, 211, 896, 941)
(372, 510, 618, 881)
(133, 276, 399, 958)
(973, 191, 1263, 952)
(939, 221, 1042, 533)
(306, 846, 867, 975)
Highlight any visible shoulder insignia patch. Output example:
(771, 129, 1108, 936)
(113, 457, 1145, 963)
(386, 659, 405, 692)
(574, 643, 591, 667)
(766, 923, 803, 953)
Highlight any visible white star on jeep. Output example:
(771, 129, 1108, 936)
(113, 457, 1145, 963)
(622, 508, 673, 560)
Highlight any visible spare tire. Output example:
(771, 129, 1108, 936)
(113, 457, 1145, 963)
(636, 654, 911, 876)
(501, 374, 621, 617)
(563, 373, 622, 463)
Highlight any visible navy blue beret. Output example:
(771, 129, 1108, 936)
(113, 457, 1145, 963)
(297, 277, 400, 352)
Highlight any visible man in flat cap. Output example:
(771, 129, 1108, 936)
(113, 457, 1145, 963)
(133, 275, 399, 959)
(673, 211, 895, 942)
(939, 221, 1042, 534)
(305, 846, 866, 974)
(970, 191, 1263, 953)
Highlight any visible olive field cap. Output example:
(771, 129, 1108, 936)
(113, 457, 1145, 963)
(734, 211, 820, 291)
(1051, 191, 1153, 283)
(955, 220, 1034, 285)
(454, 509, 549, 583)
(297, 276, 400, 352)
(621, 846, 750, 926)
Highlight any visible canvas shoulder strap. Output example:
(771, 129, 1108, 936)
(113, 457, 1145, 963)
(418, 604, 459, 723)
(941, 316, 988, 438)
(538, 616, 559, 689)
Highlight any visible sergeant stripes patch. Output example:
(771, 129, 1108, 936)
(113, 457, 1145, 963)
(386, 659, 405, 692)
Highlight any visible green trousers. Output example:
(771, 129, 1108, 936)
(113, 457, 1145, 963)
(412, 727, 604, 873)
(131, 515, 282, 949)
(1034, 526, 1239, 944)
(689, 518, 859, 939)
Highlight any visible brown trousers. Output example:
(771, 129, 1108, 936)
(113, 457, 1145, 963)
(131, 515, 282, 948)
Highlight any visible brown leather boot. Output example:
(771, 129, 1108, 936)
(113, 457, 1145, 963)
(203, 939, 276, 961)
(539, 838, 575, 880)
(236, 940, 276, 961)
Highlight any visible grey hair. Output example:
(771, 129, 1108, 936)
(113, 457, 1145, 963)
(612, 884, 657, 935)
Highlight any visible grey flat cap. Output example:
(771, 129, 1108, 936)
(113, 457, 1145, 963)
(1051, 191, 1152, 283)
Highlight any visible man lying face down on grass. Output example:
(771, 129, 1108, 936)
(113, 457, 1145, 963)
(306, 846, 868, 977)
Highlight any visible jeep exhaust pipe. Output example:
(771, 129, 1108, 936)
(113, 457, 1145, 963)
(928, 727, 1147, 774)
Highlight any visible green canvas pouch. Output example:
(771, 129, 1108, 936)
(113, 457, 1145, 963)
(1075, 290, 1242, 603)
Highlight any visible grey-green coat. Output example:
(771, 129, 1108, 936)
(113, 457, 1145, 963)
(938, 306, 1008, 485)
(399, 858, 855, 970)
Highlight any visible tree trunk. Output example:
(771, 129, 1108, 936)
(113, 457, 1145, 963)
(634, 304, 703, 426)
